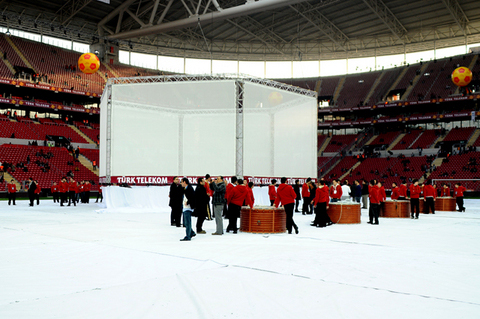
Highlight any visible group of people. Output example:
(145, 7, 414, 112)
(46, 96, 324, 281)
(169, 175, 257, 241)
(6, 178, 41, 206)
(50, 178, 93, 206)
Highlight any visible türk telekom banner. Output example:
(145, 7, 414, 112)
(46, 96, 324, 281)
(0, 97, 100, 114)
(0, 78, 100, 97)
(104, 176, 317, 186)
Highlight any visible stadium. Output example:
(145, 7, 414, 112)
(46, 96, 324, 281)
(1, 0, 480, 318)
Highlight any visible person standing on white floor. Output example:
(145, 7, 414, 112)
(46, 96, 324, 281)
(180, 178, 196, 241)
(210, 176, 226, 235)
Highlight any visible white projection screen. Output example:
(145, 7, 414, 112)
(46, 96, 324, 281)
(100, 76, 317, 182)
(100, 80, 236, 178)
(243, 82, 317, 178)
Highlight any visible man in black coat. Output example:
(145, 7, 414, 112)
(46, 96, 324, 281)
(293, 180, 301, 212)
(169, 177, 183, 227)
(180, 178, 196, 241)
(194, 177, 209, 234)
(27, 177, 36, 207)
(308, 181, 316, 214)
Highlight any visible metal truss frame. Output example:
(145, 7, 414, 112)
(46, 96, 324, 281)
(104, 82, 113, 184)
(107, 74, 317, 98)
(235, 81, 244, 178)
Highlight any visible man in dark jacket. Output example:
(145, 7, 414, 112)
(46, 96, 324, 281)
(169, 177, 183, 227)
(308, 181, 316, 214)
(194, 177, 209, 234)
(27, 177, 36, 207)
(361, 180, 369, 209)
(293, 180, 301, 212)
(180, 178, 196, 241)
(210, 176, 226, 235)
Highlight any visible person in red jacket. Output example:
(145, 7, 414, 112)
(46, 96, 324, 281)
(205, 174, 214, 220)
(454, 183, 467, 212)
(410, 179, 421, 219)
(76, 182, 82, 204)
(330, 179, 342, 202)
(84, 181, 91, 203)
(7, 179, 17, 205)
(59, 177, 68, 206)
(391, 182, 399, 200)
(68, 177, 77, 206)
(368, 180, 380, 225)
(311, 180, 332, 228)
(34, 180, 41, 205)
(379, 181, 386, 203)
(268, 179, 277, 206)
(398, 181, 407, 200)
(51, 182, 59, 203)
(441, 183, 450, 197)
(246, 182, 255, 208)
(423, 180, 437, 214)
(275, 177, 299, 234)
(301, 178, 311, 214)
(226, 178, 247, 233)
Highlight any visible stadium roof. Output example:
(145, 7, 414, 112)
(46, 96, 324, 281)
(2, 0, 480, 61)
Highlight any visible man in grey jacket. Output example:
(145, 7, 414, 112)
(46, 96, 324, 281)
(210, 176, 226, 235)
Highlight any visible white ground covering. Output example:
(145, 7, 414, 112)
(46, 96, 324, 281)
(1, 198, 479, 318)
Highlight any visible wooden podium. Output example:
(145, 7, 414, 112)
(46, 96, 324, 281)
(240, 206, 286, 233)
(327, 202, 361, 224)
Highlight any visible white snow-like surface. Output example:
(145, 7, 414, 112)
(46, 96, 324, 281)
(1, 199, 479, 319)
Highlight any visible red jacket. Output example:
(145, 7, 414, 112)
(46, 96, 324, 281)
(441, 187, 450, 197)
(380, 186, 386, 202)
(246, 187, 255, 208)
(225, 183, 235, 201)
(229, 185, 248, 206)
(59, 181, 67, 193)
(330, 184, 342, 199)
(84, 183, 91, 191)
(268, 184, 277, 200)
(274, 183, 296, 207)
(410, 185, 421, 199)
(301, 183, 310, 198)
(51, 185, 59, 193)
(68, 181, 77, 192)
(313, 185, 330, 205)
(454, 186, 466, 197)
(34, 184, 41, 194)
(399, 184, 407, 197)
(369, 185, 380, 204)
(7, 183, 16, 193)
(424, 185, 437, 199)
(205, 182, 213, 196)
(391, 187, 399, 200)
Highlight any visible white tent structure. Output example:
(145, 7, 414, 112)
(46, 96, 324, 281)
(99, 74, 318, 185)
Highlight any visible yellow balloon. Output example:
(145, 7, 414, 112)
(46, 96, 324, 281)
(78, 52, 100, 74)
(451, 67, 472, 87)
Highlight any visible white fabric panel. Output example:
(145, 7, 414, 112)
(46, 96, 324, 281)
(244, 112, 273, 176)
(102, 185, 271, 212)
(243, 82, 317, 178)
(273, 99, 317, 177)
(182, 113, 235, 176)
(110, 102, 179, 176)
(105, 81, 236, 177)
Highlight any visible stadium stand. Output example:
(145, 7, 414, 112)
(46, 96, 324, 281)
(323, 134, 357, 153)
(0, 144, 99, 190)
(335, 72, 381, 108)
(392, 130, 420, 150)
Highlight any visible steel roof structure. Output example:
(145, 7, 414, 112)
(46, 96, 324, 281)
(2, 0, 480, 61)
